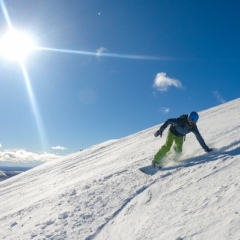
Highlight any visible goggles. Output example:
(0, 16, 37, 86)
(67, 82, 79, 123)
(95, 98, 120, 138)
(188, 119, 197, 125)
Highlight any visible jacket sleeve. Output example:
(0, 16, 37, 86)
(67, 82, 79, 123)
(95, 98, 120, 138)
(192, 125, 209, 151)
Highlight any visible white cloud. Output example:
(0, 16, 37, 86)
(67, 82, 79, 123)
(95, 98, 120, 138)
(0, 149, 60, 167)
(153, 72, 182, 92)
(51, 146, 67, 151)
(213, 91, 226, 104)
(96, 47, 107, 57)
(161, 107, 170, 114)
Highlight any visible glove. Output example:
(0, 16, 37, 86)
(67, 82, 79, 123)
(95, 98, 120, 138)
(205, 147, 213, 153)
(154, 130, 162, 137)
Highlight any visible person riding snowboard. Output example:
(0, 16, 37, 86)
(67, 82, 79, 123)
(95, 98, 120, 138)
(152, 111, 212, 168)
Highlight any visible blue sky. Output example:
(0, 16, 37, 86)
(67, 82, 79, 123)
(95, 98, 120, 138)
(0, 0, 239, 155)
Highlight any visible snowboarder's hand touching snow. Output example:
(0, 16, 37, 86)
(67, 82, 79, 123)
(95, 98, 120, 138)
(154, 130, 162, 137)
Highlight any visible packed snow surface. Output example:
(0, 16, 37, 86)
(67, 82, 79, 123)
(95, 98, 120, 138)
(0, 98, 240, 240)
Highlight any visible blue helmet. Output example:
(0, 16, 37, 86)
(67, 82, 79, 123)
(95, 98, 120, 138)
(188, 111, 199, 122)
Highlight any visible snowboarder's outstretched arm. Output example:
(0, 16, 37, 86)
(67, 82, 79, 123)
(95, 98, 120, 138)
(154, 118, 184, 137)
(192, 125, 212, 152)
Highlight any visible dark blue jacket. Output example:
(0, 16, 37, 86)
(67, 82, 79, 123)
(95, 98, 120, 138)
(159, 115, 209, 151)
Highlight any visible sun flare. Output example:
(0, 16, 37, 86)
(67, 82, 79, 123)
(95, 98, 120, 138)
(0, 30, 36, 61)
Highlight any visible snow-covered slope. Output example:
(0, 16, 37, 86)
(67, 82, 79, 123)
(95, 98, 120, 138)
(0, 98, 240, 240)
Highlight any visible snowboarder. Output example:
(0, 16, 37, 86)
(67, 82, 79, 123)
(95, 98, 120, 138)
(152, 111, 212, 168)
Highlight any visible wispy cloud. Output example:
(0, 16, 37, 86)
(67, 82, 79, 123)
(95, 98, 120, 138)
(96, 47, 107, 57)
(51, 146, 67, 151)
(213, 91, 226, 104)
(0, 149, 60, 167)
(161, 107, 170, 114)
(153, 72, 183, 92)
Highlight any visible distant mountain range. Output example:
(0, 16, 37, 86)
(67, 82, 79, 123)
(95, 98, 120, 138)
(0, 167, 32, 181)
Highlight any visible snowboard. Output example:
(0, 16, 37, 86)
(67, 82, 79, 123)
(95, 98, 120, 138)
(139, 164, 162, 175)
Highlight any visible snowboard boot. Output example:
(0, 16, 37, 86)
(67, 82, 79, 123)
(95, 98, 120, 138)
(151, 160, 162, 169)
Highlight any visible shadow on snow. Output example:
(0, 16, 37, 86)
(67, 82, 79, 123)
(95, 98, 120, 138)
(162, 140, 240, 172)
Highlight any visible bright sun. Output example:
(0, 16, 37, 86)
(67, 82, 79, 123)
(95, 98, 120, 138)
(0, 30, 36, 61)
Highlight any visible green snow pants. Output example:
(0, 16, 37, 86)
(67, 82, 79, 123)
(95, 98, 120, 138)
(154, 131, 184, 164)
